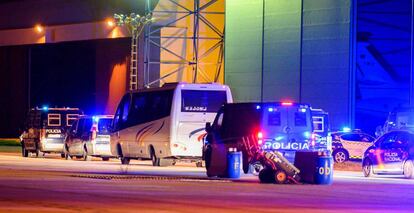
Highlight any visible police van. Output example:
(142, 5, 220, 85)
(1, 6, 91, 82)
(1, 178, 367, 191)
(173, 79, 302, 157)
(362, 130, 414, 179)
(203, 102, 321, 177)
(64, 115, 113, 161)
(110, 82, 233, 166)
(20, 107, 82, 157)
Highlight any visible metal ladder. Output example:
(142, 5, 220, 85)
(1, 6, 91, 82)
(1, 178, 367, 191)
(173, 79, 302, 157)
(129, 29, 138, 91)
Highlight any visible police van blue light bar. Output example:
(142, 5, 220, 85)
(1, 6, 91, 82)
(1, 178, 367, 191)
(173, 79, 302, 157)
(342, 127, 351, 132)
(42, 106, 49, 111)
(93, 116, 100, 122)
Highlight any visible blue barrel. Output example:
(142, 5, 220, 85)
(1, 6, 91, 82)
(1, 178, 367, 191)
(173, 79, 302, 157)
(227, 151, 242, 178)
(314, 156, 333, 184)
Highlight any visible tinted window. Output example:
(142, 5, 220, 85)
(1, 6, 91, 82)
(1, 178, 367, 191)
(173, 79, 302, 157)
(294, 112, 307, 126)
(98, 118, 113, 134)
(181, 90, 227, 113)
(393, 132, 410, 148)
(122, 98, 130, 122)
(128, 90, 173, 127)
(82, 118, 93, 134)
(66, 114, 79, 126)
(341, 134, 361, 141)
(222, 105, 261, 139)
(268, 112, 281, 126)
(380, 133, 396, 149)
(76, 118, 85, 137)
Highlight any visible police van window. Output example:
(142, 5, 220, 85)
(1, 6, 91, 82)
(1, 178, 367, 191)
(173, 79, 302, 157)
(66, 114, 79, 127)
(181, 90, 227, 113)
(268, 112, 281, 126)
(312, 116, 324, 132)
(48, 114, 61, 126)
(294, 112, 307, 126)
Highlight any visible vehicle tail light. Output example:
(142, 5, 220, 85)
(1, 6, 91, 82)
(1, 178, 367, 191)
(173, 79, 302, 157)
(281, 102, 293, 106)
(258, 131, 263, 145)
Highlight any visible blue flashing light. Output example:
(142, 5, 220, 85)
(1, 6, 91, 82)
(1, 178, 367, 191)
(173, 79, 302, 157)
(42, 106, 48, 111)
(268, 107, 274, 112)
(303, 131, 310, 138)
(256, 105, 261, 110)
(342, 127, 351, 132)
(93, 116, 100, 122)
(299, 108, 307, 113)
(275, 136, 284, 141)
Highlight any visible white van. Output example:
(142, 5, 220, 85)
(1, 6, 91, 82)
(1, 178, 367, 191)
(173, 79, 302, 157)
(110, 82, 233, 166)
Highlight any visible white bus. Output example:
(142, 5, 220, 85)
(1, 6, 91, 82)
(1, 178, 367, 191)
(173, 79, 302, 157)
(110, 82, 233, 166)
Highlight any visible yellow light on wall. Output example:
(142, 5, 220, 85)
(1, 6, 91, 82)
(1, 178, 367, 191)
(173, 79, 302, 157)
(35, 24, 44, 33)
(106, 19, 115, 27)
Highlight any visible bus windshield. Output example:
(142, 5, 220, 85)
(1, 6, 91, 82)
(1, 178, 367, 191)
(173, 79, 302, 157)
(181, 90, 227, 113)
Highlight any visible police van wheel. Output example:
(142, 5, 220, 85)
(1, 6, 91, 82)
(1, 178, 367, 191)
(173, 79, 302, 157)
(102, 157, 110, 161)
(259, 168, 275, 183)
(362, 158, 373, 177)
(121, 157, 130, 165)
(83, 148, 91, 161)
(21, 145, 28, 158)
(403, 160, 414, 179)
(333, 150, 348, 163)
(274, 170, 287, 184)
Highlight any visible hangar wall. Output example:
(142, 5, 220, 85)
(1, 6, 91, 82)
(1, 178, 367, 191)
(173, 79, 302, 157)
(225, 0, 353, 130)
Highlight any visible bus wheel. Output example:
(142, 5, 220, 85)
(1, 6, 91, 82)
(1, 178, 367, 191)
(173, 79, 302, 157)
(150, 147, 160, 166)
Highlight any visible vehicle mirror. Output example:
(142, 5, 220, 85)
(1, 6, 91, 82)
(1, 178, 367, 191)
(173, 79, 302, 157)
(205, 122, 212, 133)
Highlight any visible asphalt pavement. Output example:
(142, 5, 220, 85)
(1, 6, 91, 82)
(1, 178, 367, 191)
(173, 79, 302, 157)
(0, 153, 413, 212)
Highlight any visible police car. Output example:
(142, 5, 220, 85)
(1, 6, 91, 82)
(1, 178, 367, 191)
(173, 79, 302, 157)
(362, 130, 414, 179)
(331, 130, 375, 163)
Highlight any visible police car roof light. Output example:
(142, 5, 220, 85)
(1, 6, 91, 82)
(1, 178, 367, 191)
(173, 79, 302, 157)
(42, 106, 49, 111)
(342, 127, 351, 132)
